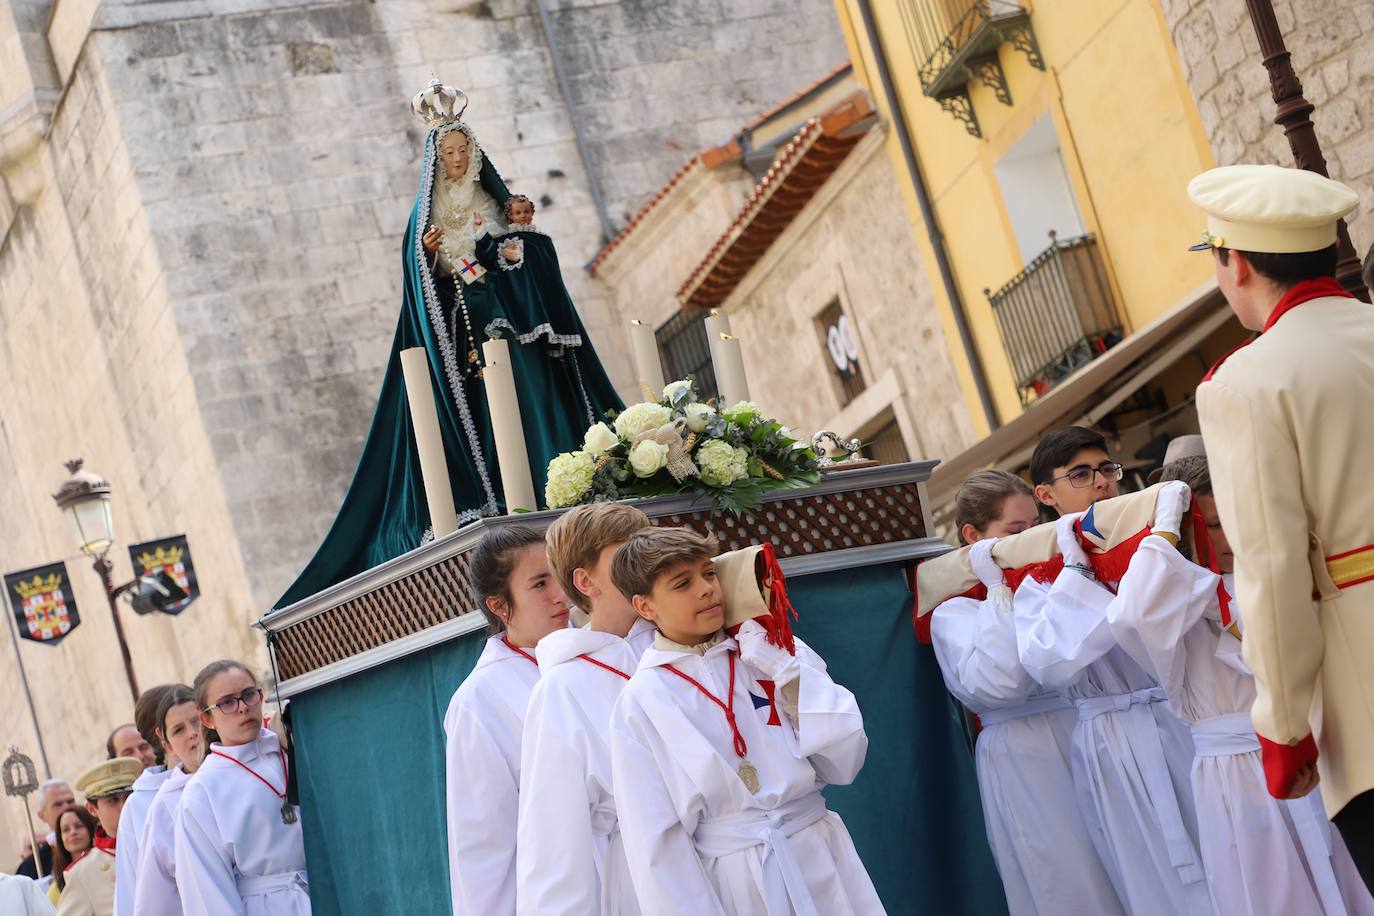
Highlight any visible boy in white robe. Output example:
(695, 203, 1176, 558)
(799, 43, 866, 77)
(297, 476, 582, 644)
(608, 527, 886, 916)
(516, 503, 657, 915)
(135, 685, 205, 916)
(114, 685, 182, 916)
(1015, 496, 1213, 916)
(1106, 464, 1374, 915)
(932, 537, 1124, 915)
(443, 525, 572, 916)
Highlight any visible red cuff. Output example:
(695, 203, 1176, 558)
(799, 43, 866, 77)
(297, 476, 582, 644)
(1258, 732, 1319, 798)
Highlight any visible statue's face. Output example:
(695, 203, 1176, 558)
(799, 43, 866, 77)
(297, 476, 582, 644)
(439, 132, 470, 180)
(507, 199, 534, 224)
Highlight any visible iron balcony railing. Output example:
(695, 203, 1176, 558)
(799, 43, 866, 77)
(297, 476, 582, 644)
(896, 0, 1043, 136)
(985, 232, 1123, 406)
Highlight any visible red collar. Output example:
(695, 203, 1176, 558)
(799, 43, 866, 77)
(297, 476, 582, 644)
(1202, 277, 1353, 381)
(93, 827, 116, 855)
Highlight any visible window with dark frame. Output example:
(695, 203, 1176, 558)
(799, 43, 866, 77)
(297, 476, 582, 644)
(655, 310, 719, 401)
(817, 299, 866, 406)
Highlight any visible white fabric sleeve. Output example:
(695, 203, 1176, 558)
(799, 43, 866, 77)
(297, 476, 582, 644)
(787, 639, 869, 785)
(931, 594, 1037, 709)
(1199, 378, 1322, 746)
(113, 802, 139, 916)
(446, 701, 519, 916)
(30, 879, 55, 916)
(173, 785, 247, 916)
(516, 684, 597, 916)
(609, 692, 727, 916)
(1014, 570, 1120, 689)
(1104, 536, 1220, 700)
(134, 803, 179, 916)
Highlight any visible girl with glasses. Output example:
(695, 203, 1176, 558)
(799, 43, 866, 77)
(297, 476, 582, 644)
(174, 660, 310, 915)
(443, 525, 571, 916)
(135, 685, 206, 916)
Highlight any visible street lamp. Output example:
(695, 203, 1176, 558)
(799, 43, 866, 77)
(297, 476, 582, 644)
(53, 459, 140, 703)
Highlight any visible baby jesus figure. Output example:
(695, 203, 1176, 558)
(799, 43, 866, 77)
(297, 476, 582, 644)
(471, 196, 591, 355)
(469, 194, 622, 440)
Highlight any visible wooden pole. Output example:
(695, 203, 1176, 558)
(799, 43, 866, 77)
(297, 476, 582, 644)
(1244, 0, 1369, 299)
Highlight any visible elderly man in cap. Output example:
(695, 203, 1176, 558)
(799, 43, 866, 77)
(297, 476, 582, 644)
(55, 758, 141, 916)
(1191, 162, 1374, 892)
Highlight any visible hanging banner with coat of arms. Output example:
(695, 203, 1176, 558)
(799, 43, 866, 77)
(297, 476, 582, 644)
(4, 562, 81, 645)
(128, 535, 199, 615)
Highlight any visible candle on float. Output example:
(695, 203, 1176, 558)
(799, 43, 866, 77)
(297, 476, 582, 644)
(628, 319, 666, 397)
(481, 338, 538, 513)
(704, 309, 731, 383)
(400, 347, 459, 538)
(715, 332, 751, 406)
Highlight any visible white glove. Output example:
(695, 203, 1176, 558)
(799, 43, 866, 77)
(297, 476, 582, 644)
(735, 619, 800, 685)
(1056, 512, 1094, 579)
(1152, 480, 1192, 539)
(969, 538, 1005, 590)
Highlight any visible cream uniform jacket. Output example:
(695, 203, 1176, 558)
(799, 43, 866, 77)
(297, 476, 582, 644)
(1197, 286, 1374, 816)
(55, 847, 115, 916)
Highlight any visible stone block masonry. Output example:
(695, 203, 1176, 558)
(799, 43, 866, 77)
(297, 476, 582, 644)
(1162, 0, 1374, 256)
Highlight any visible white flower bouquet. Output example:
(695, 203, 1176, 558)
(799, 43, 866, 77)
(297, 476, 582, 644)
(544, 378, 821, 513)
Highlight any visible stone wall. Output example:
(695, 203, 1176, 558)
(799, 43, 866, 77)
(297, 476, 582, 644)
(724, 129, 976, 464)
(0, 0, 847, 861)
(1161, 0, 1374, 252)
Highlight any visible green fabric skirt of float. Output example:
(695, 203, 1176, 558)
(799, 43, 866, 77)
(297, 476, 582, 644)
(288, 561, 1009, 916)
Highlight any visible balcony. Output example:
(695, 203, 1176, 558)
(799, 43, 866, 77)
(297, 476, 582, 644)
(898, 0, 1044, 137)
(986, 232, 1123, 406)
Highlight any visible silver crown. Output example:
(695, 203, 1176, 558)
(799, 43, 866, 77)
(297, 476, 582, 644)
(411, 78, 469, 130)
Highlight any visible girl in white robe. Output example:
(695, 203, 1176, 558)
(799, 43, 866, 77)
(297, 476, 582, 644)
(932, 539, 1124, 916)
(135, 686, 205, 916)
(1015, 509, 1212, 916)
(443, 525, 572, 916)
(1104, 511, 1374, 914)
(176, 660, 308, 915)
(516, 617, 657, 915)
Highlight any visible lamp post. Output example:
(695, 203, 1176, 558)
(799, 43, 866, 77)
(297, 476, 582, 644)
(52, 459, 140, 703)
(1244, 0, 1369, 299)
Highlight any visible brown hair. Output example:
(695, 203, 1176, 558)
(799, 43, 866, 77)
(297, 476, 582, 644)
(192, 660, 254, 746)
(611, 527, 719, 601)
(135, 684, 185, 767)
(504, 194, 534, 219)
(955, 469, 1034, 545)
(470, 525, 547, 633)
(546, 504, 652, 608)
(52, 806, 99, 889)
(1157, 455, 1212, 496)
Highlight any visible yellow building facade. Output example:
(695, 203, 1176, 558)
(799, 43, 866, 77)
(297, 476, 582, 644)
(833, 0, 1228, 447)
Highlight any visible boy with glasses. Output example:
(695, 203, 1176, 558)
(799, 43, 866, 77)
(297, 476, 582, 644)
(1014, 431, 1211, 914)
(1029, 427, 1123, 516)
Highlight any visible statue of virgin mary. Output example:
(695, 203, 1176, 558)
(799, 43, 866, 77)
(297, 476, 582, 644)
(276, 80, 622, 607)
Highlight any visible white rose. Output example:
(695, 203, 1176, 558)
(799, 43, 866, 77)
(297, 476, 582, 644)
(582, 421, 618, 458)
(683, 402, 715, 433)
(614, 402, 673, 439)
(628, 440, 669, 478)
(662, 379, 693, 403)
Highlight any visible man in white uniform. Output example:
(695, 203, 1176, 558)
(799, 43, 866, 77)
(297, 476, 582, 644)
(1191, 163, 1374, 893)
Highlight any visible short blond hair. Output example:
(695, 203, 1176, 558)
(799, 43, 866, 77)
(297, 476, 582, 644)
(546, 503, 652, 607)
(611, 527, 719, 600)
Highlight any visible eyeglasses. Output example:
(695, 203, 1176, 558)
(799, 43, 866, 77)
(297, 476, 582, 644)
(204, 687, 263, 716)
(1052, 461, 1124, 489)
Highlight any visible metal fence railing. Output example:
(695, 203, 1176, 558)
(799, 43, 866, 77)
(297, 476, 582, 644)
(897, 0, 1029, 92)
(986, 232, 1123, 405)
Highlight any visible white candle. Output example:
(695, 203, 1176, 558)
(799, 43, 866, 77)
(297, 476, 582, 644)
(704, 309, 731, 384)
(716, 333, 751, 406)
(400, 348, 459, 537)
(481, 338, 538, 513)
(628, 319, 665, 397)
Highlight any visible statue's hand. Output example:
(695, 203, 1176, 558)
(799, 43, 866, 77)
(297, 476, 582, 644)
(501, 241, 522, 262)
(422, 226, 443, 253)
(472, 213, 484, 229)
